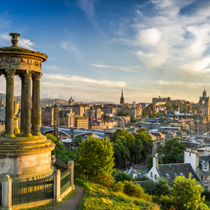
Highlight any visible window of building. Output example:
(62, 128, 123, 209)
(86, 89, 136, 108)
(150, 172, 153, 177)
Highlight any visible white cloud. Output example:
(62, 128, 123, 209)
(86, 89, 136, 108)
(90, 64, 140, 72)
(136, 28, 162, 47)
(76, 0, 94, 16)
(137, 51, 168, 68)
(158, 80, 170, 85)
(18, 38, 34, 50)
(43, 74, 127, 88)
(61, 41, 80, 57)
(179, 57, 210, 72)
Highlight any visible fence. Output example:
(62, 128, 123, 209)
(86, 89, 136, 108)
(0, 161, 74, 210)
(60, 169, 71, 194)
(12, 175, 54, 205)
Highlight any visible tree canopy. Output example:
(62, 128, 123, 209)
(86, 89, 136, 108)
(111, 129, 153, 169)
(158, 138, 187, 164)
(74, 137, 115, 183)
(46, 133, 72, 162)
(171, 174, 208, 210)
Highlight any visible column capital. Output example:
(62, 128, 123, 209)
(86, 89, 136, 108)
(32, 72, 42, 80)
(5, 69, 16, 78)
(25, 70, 33, 80)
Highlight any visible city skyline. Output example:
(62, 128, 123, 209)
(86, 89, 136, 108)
(0, 0, 210, 103)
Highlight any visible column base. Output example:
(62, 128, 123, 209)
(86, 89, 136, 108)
(4, 134, 15, 138)
(23, 133, 32, 137)
(32, 132, 42, 136)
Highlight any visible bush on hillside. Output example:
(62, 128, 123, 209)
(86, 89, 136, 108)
(112, 170, 133, 182)
(113, 181, 124, 193)
(123, 181, 151, 200)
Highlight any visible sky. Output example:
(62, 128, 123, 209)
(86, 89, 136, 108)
(0, 0, 210, 103)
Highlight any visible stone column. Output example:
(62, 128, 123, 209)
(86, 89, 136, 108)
(68, 161, 74, 188)
(53, 169, 61, 202)
(23, 70, 32, 137)
(2, 175, 12, 209)
(20, 74, 25, 133)
(54, 103, 58, 139)
(32, 72, 42, 135)
(5, 69, 16, 138)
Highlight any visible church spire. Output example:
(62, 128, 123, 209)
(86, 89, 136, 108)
(120, 89, 124, 104)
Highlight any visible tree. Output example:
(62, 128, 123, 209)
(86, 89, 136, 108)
(46, 133, 72, 162)
(152, 177, 171, 197)
(158, 138, 187, 164)
(111, 129, 135, 169)
(149, 113, 159, 118)
(165, 102, 173, 110)
(74, 137, 115, 183)
(171, 174, 208, 210)
(72, 135, 83, 144)
(135, 129, 153, 160)
(142, 110, 148, 116)
(117, 111, 129, 116)
(112, 170, 133, 182)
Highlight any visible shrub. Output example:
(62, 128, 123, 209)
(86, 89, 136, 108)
(123, 181, 151, 200)
(113, 181, 124, 192)
(202, 189, 210, 201)
(112, 170, 133, 182)
(158, 195, 175, 210)
(93, 175, 115, 189)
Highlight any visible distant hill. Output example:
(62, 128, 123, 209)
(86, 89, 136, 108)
(0, 93, 115, 106)
(0, 94, 68, 106)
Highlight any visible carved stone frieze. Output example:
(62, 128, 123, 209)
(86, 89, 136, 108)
(0, 57, 41, 67)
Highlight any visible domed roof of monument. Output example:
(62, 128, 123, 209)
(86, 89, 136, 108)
(0, 33, 47, 61)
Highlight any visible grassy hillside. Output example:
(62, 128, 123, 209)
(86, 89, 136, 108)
(75, 179, 159, 210)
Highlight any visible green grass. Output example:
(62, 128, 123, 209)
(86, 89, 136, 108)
(75, 178, 159, 210)
(22, 189, 76, 210)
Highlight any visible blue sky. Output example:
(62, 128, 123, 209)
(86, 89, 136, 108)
(0, 0, 210, 103)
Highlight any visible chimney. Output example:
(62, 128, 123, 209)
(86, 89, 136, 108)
(153, 154, 158, 168)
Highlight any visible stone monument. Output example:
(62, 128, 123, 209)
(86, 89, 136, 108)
(0, 33, 55, 181)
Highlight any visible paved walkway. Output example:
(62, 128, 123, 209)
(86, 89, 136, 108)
(47, 185, 84, 210)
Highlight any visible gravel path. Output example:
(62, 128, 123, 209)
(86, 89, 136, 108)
(47, 185, 84, 210)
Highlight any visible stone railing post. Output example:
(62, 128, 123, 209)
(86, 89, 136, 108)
(68, 161, 74, 188)
(53, 169, 61, 202)
(2, 175, 12, 209)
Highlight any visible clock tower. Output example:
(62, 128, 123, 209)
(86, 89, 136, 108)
(199, 88, 210, 117)
(195, 88, 210, 134)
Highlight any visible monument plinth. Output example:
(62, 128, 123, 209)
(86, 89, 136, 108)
(0, 33, 55, 181)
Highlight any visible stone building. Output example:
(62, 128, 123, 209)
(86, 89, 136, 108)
(42, 106, 54, 126)
(58, 109, 75, 127)
(194, 89, 210, 134)
(75, 116, 89, 129)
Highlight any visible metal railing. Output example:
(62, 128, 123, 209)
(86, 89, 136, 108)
(12, 175, 54, 205)
(60, 169, 71, 194)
